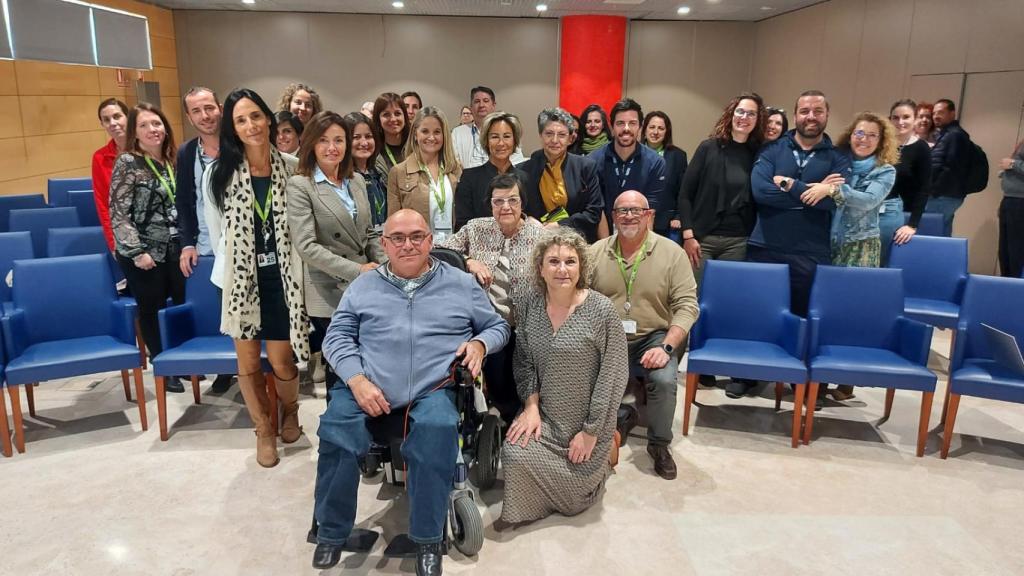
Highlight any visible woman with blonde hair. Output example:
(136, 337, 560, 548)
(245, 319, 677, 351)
(277, 82, 322, 124)
(386, 106, 462, 243)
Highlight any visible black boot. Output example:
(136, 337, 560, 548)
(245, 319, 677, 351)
(165, 377, 186, 394)
(416, 542, 444, 576)
(210, 374, 234, 393)
(312, 543, 344, 569)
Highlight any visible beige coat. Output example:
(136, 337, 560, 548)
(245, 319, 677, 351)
(287, 172, 385, 318)
(386, 156, 463, 227)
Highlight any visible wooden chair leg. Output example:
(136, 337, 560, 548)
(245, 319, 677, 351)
(803, 382, 819, 445)
(939, 381, 952, 425)
(155, 375, 168, 441)
(939, 331, 957, 424)
(25, 382, 36, 418)
(774, 382, 784, 411)
(266, 373, 279, 434)
(8, 385, 25, 453)
(917, 391, 934, 457)
(136, 320, 148, 370)
(941, 393, 961, 459)
(883, 388, 896, 420)
(682, 372, 698, 436)
(133, 366, 147, 430)
(191, 376, 201, 405)
(0, 388, 11, 457)
(121, 370, 132, 401)
(791, 382, 805, 448)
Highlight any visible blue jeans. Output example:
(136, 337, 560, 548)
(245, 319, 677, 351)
(314, 385, 458, 545)
(924, 196, 964, 237)
(878, 197, 904, 266)
(627, 330, 679, 448)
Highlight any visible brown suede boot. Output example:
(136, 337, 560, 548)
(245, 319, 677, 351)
(238, 371, 279, 468)
(276, 371, 302, 444)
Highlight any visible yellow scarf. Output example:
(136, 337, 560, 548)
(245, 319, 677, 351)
(539, 154, 568, 212)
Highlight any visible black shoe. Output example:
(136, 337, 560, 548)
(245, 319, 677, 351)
(164, 377, 186, 394)
(646, 445, 678, 480)
(416, 542, 444, 576)
(616, 404, 638, 446)
(210, 374, 234, 394)
(815, 386, 828, 410)
(724, 379, 756, 399)
(312, 542, 344, 569)
(698, 374, 717, 388)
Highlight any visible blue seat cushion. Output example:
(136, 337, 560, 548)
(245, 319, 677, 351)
(809, 345, 937, 391)
(687, 338, 808, 384)
(152, 336, 242, 377)
(950, 359, 1024, 404)
(5, 336, 140, 385)
(904, 297, 959, 329)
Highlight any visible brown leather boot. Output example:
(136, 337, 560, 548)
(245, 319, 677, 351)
(276, 371, 302, 444)
(238, 371, 279, 468)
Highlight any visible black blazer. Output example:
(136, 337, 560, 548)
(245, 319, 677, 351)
(653, 146, 688, 234)
(520, 150, 604, 242)
(174, 138, 201, 248)
(453, 161, 530, 232)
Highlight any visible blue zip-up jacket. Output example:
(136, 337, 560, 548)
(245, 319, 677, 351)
(749, 131, 852, 260)
(323, 260, 510, 410)
(589, 142, 666, 219)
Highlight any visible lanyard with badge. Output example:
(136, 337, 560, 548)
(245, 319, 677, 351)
(614, 154, 636, 189)
(422, 162, 449, 217)
(145, 157, 178, 236)
(384, 144, 399, 167)
(613, 236, 647, 335)
(253, 183, 276, 268)
(792, 149, 816, 180)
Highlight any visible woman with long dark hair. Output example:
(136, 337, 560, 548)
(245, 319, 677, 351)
(344, 112, 388, 230)
(764, 107, 788, 143)
(572, 104, 612, 156)
(641, 111, 688, 237)
(879, 99, 932, 265)
(372, 92, 410, 176)
(204, 88, 309, 468)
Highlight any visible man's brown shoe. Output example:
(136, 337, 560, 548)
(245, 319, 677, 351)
(647, 445, 677, 480)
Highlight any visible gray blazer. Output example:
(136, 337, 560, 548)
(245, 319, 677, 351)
(287, 172, 385, 317)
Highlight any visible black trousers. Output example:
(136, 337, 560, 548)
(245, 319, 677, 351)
(747, 244, 827, 318)
(483, 331, 520, 425)
(310, 316, 339, 389)
(999, 197, 1024, 278)
(117, 245, 186, 358)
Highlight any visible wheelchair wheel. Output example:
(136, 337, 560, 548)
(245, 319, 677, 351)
(450, 495, 483, 556)
(475, 413, 501, 490)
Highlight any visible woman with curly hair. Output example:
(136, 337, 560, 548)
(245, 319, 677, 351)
(277, 82, 322, 124)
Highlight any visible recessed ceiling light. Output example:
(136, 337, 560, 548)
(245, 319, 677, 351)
(242, 0, 255, 4)
(677, 6, 691, 15)
(536, 3, 548, 11)
(706, 0, 721, 4)
(760, 5, 774, 10)
(392, 1, 404, 7)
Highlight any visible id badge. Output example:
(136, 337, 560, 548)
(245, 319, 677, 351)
(622, 320, 638, 335)
(257, 251, 278, 267)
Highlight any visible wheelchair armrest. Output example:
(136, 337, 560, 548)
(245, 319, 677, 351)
(780, 311, 807, 360)
(110, 298, 137, 346)
(896, 316, 933, 366)
(158, 302, 196, 352)
(688, 304, 709, 350)
(2, 308, 29, 359)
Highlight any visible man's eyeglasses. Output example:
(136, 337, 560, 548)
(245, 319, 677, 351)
(733, 108, 758, 119)
(383, 233, 429, 246)
(491, 197, 521, 208)
(613, 207, 648, 217)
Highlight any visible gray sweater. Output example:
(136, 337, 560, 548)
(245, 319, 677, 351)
(1001, 146, 1024, 199)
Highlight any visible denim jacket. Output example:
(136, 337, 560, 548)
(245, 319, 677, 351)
(831, 163, 896, 246)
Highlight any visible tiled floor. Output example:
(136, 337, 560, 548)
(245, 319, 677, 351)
(2, 330, 1023, 575)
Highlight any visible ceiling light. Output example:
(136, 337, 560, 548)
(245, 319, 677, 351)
(760, 5, 773, 10)
(392, 1, 404, 7)
(536, 4, 548, 11)
(677, 6, 691, 15)
(242, 0, 255, 4)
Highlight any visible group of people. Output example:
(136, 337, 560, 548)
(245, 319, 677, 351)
(88, 80, 1022, 576)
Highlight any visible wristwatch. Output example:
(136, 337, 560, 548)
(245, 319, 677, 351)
(780, 177, 792, 191)
(662, 343, 675, 354)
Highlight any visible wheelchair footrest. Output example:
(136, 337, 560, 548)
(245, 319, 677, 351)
(383, 534, 420, 558)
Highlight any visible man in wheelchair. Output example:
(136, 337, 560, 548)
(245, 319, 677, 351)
(315, 209, 510, 575)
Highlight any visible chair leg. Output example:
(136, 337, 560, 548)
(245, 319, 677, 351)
(917, 391, 934, 457)
(883, 388, 896, 420)
(791, 382, 806, 449)
(136, 319, 148, 370)
(121, 370, 132, 401)
(682, 372, 698, 436)
(133, 367, 147, 431)
(0, 388, 11, 457)
(939, 381, 952, 425)
(8, 385, 25, 453)
(939, 331, 957, 424)
(941, 393, 961, 459)
(25, 383, 36, 418)
(803, 382, 819, 445)
(155, 376, 168, 441)
(774, 382, 784, 411)
(266, 373, 279, 435)
(191, 376, 201, 405)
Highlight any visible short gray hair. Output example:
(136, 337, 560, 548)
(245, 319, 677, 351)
(530, 228, 591, 292)
(478, 111, 523, 152)
(537, 107, 576, 135)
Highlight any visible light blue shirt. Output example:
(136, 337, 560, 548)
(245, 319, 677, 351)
(314, 165, 357, 219)
(193, 141, 214, 255)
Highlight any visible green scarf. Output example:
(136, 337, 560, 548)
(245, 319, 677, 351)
(581, 132, 609, 154)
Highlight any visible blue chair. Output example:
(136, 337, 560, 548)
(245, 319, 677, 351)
(683, 261, 809, 447)
(0, 329, 9, 457)
(153, 256, 272, 440)
(0, 194, 47, 232)
(888, 236, 968, 330)
(804, 266, 937, 456)
(905, 212, 946, 237)
(0, 231, 34, 303)
(66, 190, 101, 228)
(9, 207, 80, 258)
(941, 275, 1024, 458)
(46, 226, 108, 257)
(47, 177, 92, 208)
(0, 254, 146, 454)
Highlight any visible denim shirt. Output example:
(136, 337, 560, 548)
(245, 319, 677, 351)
(193, 141, 214, 255)
(831, 162, 897, 246)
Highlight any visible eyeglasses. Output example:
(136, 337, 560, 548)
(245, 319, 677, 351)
(383, 233, 429, 246)
(734, 108, 758, 119)
(852, 130, 880, 141)
(491, 197, 521, 208)
(541, 130, 570, 141)
(613, 207, 648, 217)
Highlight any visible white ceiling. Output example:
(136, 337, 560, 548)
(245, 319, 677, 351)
(143, 0, 827, 21)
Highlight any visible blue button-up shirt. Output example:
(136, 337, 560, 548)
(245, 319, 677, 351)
(193, 141, 214, 255)
(315, 165, 357, 219)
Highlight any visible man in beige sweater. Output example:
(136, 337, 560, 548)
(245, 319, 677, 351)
(590, 191, 698, 480)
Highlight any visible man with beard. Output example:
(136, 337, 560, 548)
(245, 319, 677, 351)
(925, 98, 972, 236)
(451, 86, 525, 169)
(589, 98, 667, 227)
(746, 90, 851, 401)
(589, 191, 698, 480)
(174, 86, 234, 393)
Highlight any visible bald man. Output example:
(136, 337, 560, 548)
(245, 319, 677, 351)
(589, 191, 698, 480)
(314, 210, 510, 574)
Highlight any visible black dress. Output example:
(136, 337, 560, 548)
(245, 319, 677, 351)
(252, 176, 290, 341)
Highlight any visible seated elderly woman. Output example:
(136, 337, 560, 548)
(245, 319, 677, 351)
(499, 228, 629, 524)
(520, 107, 604, 242)
(441, 172, 544, 423)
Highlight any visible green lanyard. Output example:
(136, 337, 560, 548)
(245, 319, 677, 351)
(145, 156, 176, 202)
(421, 163, 448, 214)
(385, 144, 399, 167)
(254, 184, 273, 224)
(613, 236, 647, 311)
(373, 195, 385, 222)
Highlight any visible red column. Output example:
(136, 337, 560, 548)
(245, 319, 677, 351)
(558, 15, 627, 117)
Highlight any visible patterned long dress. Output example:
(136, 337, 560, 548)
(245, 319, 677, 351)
(500, 289, 629, 523)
